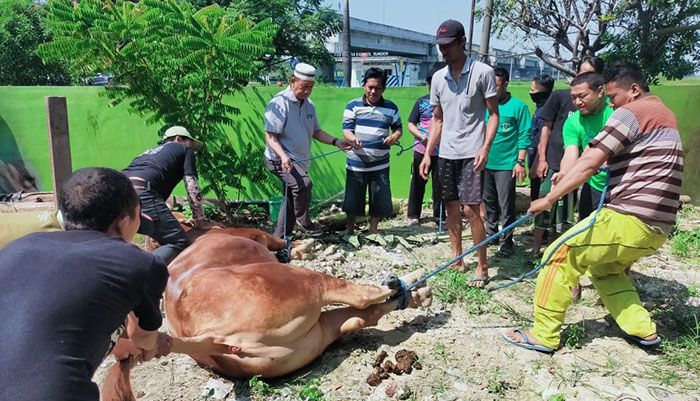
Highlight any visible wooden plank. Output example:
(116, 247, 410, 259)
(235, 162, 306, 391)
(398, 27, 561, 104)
(45, 97, 72, 208)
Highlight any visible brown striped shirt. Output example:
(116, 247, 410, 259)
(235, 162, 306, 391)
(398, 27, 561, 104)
(589, 94, 684, 233)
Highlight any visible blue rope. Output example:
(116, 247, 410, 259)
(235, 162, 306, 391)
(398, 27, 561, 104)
(406, 213, 534, 291)
(488, 168, 610, 292)
(395, 141, 420, 156)
(276, 138, 391, 246)
(407, 167, 610, 293)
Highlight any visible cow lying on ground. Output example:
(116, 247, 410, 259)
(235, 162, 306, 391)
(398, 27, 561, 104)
(103, 228, 432, 400)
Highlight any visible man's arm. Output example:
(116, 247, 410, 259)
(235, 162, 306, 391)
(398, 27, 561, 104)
(419, 105, 443, 179)
(183, 175, 205, 226)
(537, 122, 552, 178)
(474, 96, 499, 172)
(513, 104, 532, 180)
(552, 146, 580, 185)
(529, 146, 608, 214)
(312, 129, 354, 150)
(408, 122, 427, 142)
(265, 131, 292, 172)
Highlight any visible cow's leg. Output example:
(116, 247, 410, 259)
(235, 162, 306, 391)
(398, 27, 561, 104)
(321, 269, 428, 309)
(317, 283, 432, 345)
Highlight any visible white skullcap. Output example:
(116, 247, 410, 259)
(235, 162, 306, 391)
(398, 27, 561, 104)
(293, 63, 316, 81)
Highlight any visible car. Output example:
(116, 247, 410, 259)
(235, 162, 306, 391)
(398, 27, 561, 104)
(88, 73, 113, 86)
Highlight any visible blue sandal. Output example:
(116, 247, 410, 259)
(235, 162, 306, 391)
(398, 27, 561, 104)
(625, 334, 662, 347)
(502, 329, 555, 354)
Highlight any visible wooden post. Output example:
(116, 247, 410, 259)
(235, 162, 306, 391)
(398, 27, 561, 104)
(45, 96, 72, 209)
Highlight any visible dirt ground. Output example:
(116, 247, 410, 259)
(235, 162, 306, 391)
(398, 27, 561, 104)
(95, 195, 700, 401)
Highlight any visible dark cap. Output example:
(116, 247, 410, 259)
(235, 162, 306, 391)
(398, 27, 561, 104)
(435, 19, 465, 45)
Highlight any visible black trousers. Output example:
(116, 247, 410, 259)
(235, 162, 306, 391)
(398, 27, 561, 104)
(137, 188, 189, 265)
(578, 182, 603, 220)
(407, 151, 445, 221)
(483, 169, 516, 248)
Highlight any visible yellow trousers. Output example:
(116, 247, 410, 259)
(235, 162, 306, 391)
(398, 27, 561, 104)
(531, 208, 667, 349)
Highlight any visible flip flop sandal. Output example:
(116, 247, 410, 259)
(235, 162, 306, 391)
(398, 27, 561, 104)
(502, 329, 555, 354)
(467, 277, 489, 288)
(625, 334, 662, 347)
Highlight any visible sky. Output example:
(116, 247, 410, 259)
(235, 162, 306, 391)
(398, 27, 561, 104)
(322, 0, 524, 53)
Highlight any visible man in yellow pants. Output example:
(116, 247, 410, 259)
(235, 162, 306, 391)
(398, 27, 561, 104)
(503, 63, 684, 353)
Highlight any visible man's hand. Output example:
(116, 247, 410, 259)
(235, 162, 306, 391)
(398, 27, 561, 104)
(280, 156, 292, 173)
(551, 172, 563, 186)
(537, 159, 548, 179)
(419, 155, 431, 180)
(112, 338, 141, 361)
(528, 197, 555, 215)
(383, 133, 400, 146)
(473, 146, 489, 172)
(513, 164, 526, 181)
(336, 139, 355, 151)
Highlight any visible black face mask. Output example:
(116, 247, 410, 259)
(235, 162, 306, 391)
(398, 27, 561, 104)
(530, 91, 551, 106)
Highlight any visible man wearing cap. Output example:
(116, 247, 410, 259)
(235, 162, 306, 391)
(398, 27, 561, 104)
(265, 63, 353, 238)
(123, 125, 208, 265)
(419, 19, 499, 287)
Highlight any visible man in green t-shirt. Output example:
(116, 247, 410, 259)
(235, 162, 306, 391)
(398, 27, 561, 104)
(555, 72, 613, 220)
(483, 68, 531, 256)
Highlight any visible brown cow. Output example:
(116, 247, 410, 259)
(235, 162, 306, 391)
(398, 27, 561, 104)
(104, 229, 431, 400)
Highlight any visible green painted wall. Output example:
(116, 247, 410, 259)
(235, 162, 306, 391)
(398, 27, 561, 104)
(1, 83, 698, 203)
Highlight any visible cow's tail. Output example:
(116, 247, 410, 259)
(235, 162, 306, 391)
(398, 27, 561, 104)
(102, 357, 136, 401)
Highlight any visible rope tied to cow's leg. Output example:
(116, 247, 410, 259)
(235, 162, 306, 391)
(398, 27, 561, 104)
(382, 273, 409, 310)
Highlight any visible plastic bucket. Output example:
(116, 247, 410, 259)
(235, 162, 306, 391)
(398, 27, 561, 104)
(268, 196, 284, 223)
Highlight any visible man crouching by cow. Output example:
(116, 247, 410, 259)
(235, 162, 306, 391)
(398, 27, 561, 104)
(0, 168, 235, 401)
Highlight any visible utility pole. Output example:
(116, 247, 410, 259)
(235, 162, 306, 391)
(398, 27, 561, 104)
(467, 0, 476, 58)
(479, 0, 494, 64)
(342, 0, 352, 87)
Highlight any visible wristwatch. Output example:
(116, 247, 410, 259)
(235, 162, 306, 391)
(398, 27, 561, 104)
(516, 159, 526, 167)
(332, 138, 338, 146)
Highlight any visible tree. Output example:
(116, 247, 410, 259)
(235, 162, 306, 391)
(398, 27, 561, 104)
(169, 1, 341, 76)
(605, 0, 700, 83)
(197, 0, 341, 73)
(39, 0, 277, 218)
(486, 0, 700, 81)
(485, 0, 615, 76)
(0, 0, 70, 85)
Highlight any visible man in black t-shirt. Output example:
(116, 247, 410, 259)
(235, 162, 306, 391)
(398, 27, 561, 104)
(123, 126, 210, 265)
(0, 168, 167, 401)
(406, 71, 445, 226)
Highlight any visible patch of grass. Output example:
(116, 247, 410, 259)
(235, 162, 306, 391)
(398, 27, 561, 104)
(562, 323, 585, 349)
(248, 376, 275, 400)
(432, 269, 492, 314)
(659, 315, 700, 375)
(686, 283, 700, 298)
(295, 378, 325, 401)
(432, 341, 448, 360)
(670, 227, 700, 258)
(486, 367, 509, 395)
(547, 394, 567, 401)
